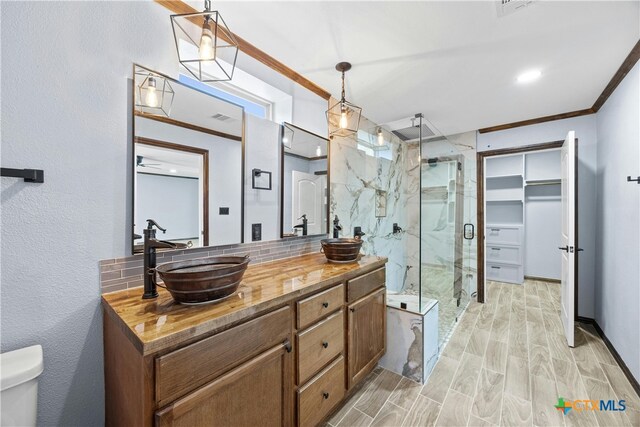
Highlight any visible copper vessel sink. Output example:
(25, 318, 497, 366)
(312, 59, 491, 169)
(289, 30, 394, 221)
(155, 256, 250, 304)
(321, 238, 363, 263)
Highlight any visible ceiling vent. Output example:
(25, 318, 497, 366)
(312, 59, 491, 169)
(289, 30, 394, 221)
(383, 115, 439, 142)
(497, 0, 535, 17)
(211, 113, 233, 122)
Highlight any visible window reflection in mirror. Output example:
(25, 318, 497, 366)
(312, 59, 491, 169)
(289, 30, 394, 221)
(280, 123, 329, 238)
(132, 65, 244, 253)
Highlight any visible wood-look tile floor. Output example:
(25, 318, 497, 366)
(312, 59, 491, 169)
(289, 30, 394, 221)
(327, 280, 639, 427)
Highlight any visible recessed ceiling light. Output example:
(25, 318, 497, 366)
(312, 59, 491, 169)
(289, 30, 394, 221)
(169, 169, 177, 173)
(517, 70, 542, 83)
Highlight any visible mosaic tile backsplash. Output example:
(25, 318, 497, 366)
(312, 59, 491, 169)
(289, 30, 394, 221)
(99, 235, 327, 294)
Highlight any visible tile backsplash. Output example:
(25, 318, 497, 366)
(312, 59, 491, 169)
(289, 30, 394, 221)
(99, 235, 327, 294)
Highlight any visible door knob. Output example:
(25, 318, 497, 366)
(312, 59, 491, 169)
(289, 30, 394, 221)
(558, 246, 569, 252)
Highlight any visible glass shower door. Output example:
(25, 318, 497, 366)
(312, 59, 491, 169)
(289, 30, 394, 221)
(420, 143, 470, 348)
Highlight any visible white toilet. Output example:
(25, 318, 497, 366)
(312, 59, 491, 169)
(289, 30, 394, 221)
(0, 345, 44, 427)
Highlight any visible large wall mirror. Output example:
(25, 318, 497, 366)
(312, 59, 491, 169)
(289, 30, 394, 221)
(132, 64, 244, 253)
(280, 123, 330, 237)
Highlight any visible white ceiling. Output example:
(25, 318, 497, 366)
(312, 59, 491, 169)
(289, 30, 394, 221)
(136, 144, 202, 178)
(202, 1, 639, 135)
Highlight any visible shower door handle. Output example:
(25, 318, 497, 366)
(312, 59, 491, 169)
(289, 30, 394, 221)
(464, 223, 475, 240)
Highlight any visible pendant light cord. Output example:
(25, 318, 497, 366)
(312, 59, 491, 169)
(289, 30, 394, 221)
(341, 71, 346, 103)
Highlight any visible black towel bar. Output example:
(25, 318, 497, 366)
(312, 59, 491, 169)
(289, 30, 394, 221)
(627, 176, 640, 184)
(1, 168, 44, 183)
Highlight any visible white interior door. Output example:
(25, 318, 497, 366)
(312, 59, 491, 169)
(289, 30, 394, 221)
(560, 131, 577, 347)
(292, 171, 322, 235)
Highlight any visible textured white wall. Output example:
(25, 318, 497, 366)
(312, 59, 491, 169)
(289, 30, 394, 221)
(595, 62, 639, 381)
(1, 3, 180, 424)
(244, 115, 281, 241)
(477, 115, 598, 318)
(0, 2, 328, 424)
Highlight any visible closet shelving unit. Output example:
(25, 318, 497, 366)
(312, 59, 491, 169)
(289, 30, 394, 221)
(485, 155, 525, 284)
(485, 149, 561, 285)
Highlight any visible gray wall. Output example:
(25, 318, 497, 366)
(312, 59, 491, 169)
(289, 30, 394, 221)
(1, 2, 178, 424)
(477, 115, 598, 318)
(137, 174, 199, 241)
(0, 2, 328, 425)
(595, 62, 639, 381)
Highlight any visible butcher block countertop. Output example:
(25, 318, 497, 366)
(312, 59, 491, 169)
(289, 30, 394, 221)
(102, 253, 387, 356)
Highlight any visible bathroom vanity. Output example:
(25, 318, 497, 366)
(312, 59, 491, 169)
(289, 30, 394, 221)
(102, 253, 387, 426)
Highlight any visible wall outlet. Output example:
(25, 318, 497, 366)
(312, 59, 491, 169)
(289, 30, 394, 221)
(252, 224, 262, 241)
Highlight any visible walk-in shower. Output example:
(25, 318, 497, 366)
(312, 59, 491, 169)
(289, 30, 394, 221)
(381, 113, 477, 382)
(329, 112, 477, 382)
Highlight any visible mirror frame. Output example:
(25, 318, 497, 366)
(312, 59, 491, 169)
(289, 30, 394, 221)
(279, 122, 330, 238)
(131, 63, 245, 254)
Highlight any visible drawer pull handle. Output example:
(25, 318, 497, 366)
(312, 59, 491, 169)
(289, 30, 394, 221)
(491, 266, 501, 269)
(491, 248, 501, 251)
(322, 302, 329, 308)
(491, 228, 500, 232)
(322, 392, 330, 400)
(283, 339, 292, 353)
(322, 341, 329, 349)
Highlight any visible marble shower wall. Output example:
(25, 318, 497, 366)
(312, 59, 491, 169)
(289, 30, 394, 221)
(329, 113, 419, 293)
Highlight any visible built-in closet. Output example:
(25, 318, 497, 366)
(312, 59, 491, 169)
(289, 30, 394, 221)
(485, 149, 561, 284)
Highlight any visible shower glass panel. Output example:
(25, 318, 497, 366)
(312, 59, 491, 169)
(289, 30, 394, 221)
(420, 138, 473, 348)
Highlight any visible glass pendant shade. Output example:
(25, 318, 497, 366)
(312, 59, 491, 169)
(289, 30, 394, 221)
(134, 68, 174, 117)
(170, 1, 239, 82)
(327, 99, 362, 138)
(326, 62, 362, 138)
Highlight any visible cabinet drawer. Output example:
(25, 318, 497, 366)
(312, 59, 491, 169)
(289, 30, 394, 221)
(487, 262, 522, 284)
(485, 226, 522, 246)
(297, 356, 346, 427)
(486, 245, 521, 264)
(347, 267, 385, 302)
(155, 307, 292, 406)
(297, 310, 344, 384)
(297, 284, 344, 330)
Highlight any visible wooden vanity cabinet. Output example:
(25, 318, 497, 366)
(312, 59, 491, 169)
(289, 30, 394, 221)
(346, 271, 386, 389)
(156, 342, 293, 427)
(103, 259, 387, 427)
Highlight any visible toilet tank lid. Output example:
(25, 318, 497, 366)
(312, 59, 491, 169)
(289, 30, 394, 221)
(0, 345, 44, 391)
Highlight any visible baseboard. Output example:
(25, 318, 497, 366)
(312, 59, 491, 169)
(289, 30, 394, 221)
(525, 275, 561, 283)
(576, 316, 640, 397)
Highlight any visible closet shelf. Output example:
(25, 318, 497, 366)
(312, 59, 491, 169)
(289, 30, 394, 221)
(486, 174, 523, 180)
(486, 198, 523, 203)
(525, 179, 561, 186)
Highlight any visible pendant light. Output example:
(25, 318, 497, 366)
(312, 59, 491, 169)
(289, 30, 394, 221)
(170, 0, 239, 82)
(326, 62, 362, 138)
(377, 127, 385, 146)
(135, 68, 174, 117)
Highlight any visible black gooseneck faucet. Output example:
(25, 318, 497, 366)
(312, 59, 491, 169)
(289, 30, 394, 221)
(142, 219, 179, 299)
(294, 214, 308, 236)
(333, 215, 342, 238)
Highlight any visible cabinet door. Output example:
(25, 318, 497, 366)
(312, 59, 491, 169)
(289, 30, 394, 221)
(347, 288, 386, 389)
(156, 341, 293, 427)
